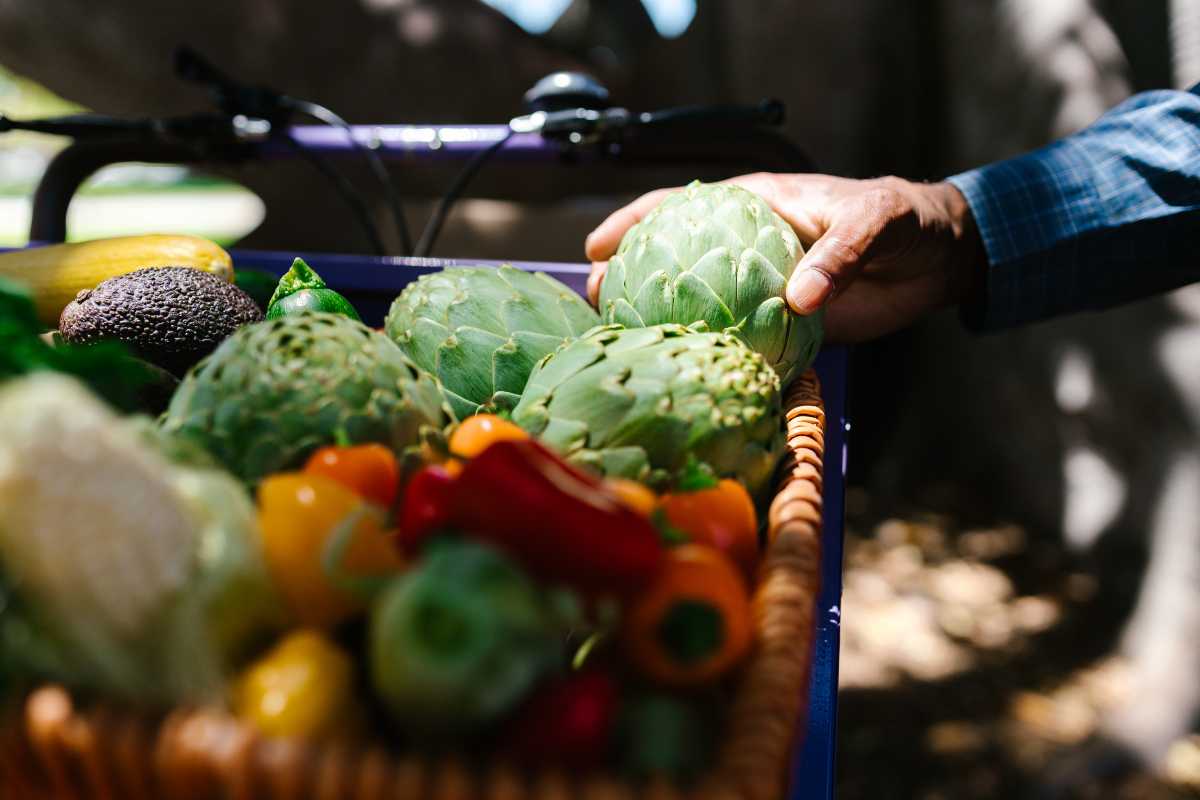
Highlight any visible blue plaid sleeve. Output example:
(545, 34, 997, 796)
(947, 86, 1200, 330)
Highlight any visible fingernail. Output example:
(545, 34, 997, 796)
(787, 269, 832, 313)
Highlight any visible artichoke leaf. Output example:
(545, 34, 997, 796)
(670, 272, 735, 333)
(733, 249, 787, 325)
(753, 224, 800, 277)
(435, 327, 509, 405)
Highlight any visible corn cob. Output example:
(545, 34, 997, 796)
(0, 234, 234, 325)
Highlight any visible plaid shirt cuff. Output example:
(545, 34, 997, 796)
(947, 87, 1200, 331)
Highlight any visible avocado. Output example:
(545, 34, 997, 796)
(59, 266, 263, 376)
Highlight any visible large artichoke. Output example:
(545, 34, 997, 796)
(162, 312, 449, 484)
(598, 181, 822, 385)
(0, 373, 284, 704)
(511, 324, 783, 496)
(384, 265, 600, 419)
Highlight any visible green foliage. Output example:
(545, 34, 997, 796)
(0, 276, 169, 412)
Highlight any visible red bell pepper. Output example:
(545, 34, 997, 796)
(396, 464, 456, 550)
(505, 669, 619, 769)
(399, 439, 664, 593)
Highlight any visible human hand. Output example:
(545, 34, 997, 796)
(585, 173, 986, 342)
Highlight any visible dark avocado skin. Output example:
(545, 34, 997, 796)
(59, 266, 263, 377)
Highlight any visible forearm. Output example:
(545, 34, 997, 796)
(948, 86, 1200, 330)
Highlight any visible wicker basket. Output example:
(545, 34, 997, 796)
(0, 372, 826, 800)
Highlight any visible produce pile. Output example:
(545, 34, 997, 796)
(0, 182, 823, 782)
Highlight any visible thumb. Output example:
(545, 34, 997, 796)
(785, 189, 906, 314)
(587, 261, 607, 308)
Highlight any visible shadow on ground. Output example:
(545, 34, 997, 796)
(834, 489, 1199, 799)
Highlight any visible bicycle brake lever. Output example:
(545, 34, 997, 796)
(510, 107, 631, 141)
(636, 99, 785, 128)
(511, 99, 784, 146)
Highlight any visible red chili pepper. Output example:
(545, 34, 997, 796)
(396, 464, 457, 552)
(398, 439, 664, 593)
(456, 439, 663, 592)
(505, 669, 619, 769)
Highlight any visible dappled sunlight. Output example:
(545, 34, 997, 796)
(837, 502, 1198, 798)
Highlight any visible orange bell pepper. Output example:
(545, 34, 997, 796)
(304, 443, 400, 508)
(605, 478, 658, 518)
(624, 544, 753, 686)
(658, 479, 759, 576)
(448, 414, 528, 459)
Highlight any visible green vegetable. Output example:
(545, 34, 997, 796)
(161, 312, 449, 485)
(369, 539, 562, 734)
(266, 257, 360, 321)
(233, 268, 281, 313)
(598, 180, 823, 385)
(384, 265, 600, 420)
(0, 373, 285, 705)
(510, 324, 784, 497)
(0, 276, 173, 413)
(617, 691, 716, 780)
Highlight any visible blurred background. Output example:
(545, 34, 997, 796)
(1, 0, 1198, 796)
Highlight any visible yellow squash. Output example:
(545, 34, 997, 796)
(0, 234, 234, 324)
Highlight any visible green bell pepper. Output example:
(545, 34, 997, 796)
(369, 539, 562, 735)
(266, 258, 360, 321)
(617, 690, 717, 781)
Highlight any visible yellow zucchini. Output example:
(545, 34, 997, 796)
(0, 234, 234, 324)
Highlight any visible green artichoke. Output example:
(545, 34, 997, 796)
(384, 265, 600, 419)
(0, 373, 285, 705)
(511, 324, 783, 496)
(598, 180, 822, 385)
(162, 312, 449, 485)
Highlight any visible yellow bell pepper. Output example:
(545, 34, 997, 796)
(257, 472, 404, 629)
(233, 630, 358, 740)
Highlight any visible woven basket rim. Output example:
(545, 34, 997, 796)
(2, 371, 827, 800)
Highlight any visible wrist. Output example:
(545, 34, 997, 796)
(930, 181, 987, 308)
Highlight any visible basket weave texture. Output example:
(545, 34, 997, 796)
(0, 371, 826, 800)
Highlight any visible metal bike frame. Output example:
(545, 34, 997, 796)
(29, 121, 815, 244)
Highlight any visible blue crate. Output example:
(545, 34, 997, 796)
(234, 249, 848, 800)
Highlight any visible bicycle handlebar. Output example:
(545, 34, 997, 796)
(11, 61, 817, 245)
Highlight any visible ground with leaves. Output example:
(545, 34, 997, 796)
(835, 489, 1200, 799)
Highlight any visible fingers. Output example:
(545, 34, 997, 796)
(785, 185, 914, 314)
(587, 261, 607, 307)
(725, 172, 837, 244)
(584, 187, 676, 262)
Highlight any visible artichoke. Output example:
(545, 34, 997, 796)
(384, 265, 600, 419)
(162, 312, 449, 485)
(598, 180, 823, 385)
(511, 324, 783, 496)
(0, 373, 284, 704)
